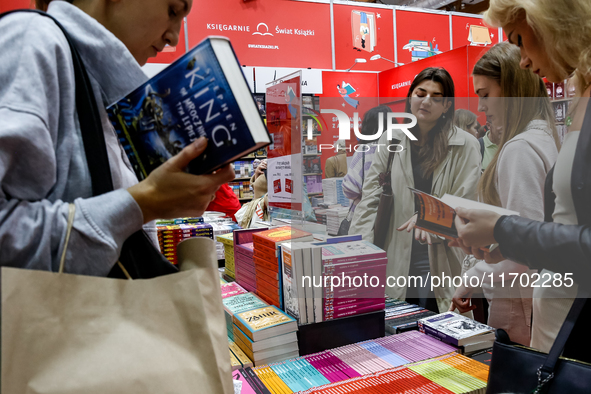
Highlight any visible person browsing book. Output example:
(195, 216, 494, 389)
(349, 68, 481, 313)
(449, 0, 591, 361)
(0, 0, 234, 276)
(449, 42, 560, 347)
(342, 105, 393, 212)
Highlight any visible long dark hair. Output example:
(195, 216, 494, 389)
(404, 67, 455, 178)
(360, 105, 393, 143)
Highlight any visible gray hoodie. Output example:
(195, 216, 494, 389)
(0, 1, 151, 274)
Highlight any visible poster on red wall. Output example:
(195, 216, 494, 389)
(333, 4, 394, 72)
(451, 15, 498, 49)
(378, 46, 471, 101)
(0, 0, 32, 13)
(316, 72, 378, 176)
(186, 0, 331, 69)
(396, 10, 450, 66)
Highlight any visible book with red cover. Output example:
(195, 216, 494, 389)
(252, 226, 313, 250)
(254, 244, 277, 262)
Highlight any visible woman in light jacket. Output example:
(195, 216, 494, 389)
(450, 42, 560, 346)
(349, 68, 481, 313)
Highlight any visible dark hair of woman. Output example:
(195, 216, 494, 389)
(360, 105, 393, 143)
(404, 67, 455, 178)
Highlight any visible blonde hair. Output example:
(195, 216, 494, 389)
(473, 42, 559, 206)
(454, 109, 478, 133)
(485, 0, 591, 93)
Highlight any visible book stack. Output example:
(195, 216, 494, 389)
(312, 208, 327, 225)
(229, 340, 254, 371)
(211, 222, 241, 260)
(321, 240, 387, 321)
(252, 226, 314, 308)
(216, 232, 236, 279)
(418, 312, 495, 356)
(156, 222, 213, 264)
(324, 206, 350, 235)
(305, 175, 323, 194)
(232, 305, 299, 367)
(322, 178, 349, 206)
(223, 291, 267, 340)
(384, 298, 437, 334)
(234, 228, 269, 296)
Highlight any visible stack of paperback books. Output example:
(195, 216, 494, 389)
(209, 221, 241, 260)
(418, 312, 495, 356)
(234, 228, 270, 302)
(321, 240, 387, 321)
(321, 178, 349, 206)
(229, 340, 253, 371)
(156, 222, 213, 264)
(324, 206, 350, 235)
(223, 291, 268, 341)
(384, 298, 437, 334)
(221, 282, 247, 300)
(216, 232, 236, 280)
(312, 208, 327, 225)
(252, 226, 314, 309)
(232, 305, 299, 366)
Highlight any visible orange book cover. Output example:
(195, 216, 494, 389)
(255, 265, 280, 282)
(252, 226, 313, 250)
(254, 243, 277, 262)
(256, 291, 280, 308)
(253, 255, 279, 273)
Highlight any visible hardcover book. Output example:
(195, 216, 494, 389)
(107, 36, 271, 180)
(233, 305, 298, 342)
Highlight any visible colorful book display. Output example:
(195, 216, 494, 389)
(217, 232, 236, 279)
(320, 240, 387, 321)
(156, 222, 213, 264)
(252, 226, 314, 309)
(223, 292, 268, 340)
(233, 305, 299, 366)
(242, 331, 488, 394)
(234, 228, 268, 296)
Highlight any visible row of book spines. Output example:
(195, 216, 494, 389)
(239, 367, 274, 394)
(291, 355, 487, 394)
(229, 341, 253, 370)
(229, 181, 253, 198)
(266, 359, 331, 392)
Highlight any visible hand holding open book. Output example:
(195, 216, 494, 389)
(408, 189, 518, 255)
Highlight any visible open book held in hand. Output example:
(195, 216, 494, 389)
(107, 36, 270, 180)
(409, 188, 519, 239)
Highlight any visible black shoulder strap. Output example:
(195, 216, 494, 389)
(478, 137, 485, 161)
(0, 9, 114, 196)
(544, 165, 556, 222)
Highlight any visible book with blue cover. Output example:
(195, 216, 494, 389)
(107, 36, 270, 180)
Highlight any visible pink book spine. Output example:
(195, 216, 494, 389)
(324, 304, 384, 320)
(231, 369, 258, 394)
(322, 252, 387, 266)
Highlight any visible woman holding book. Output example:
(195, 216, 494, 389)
(449, 42, 560, 346)
(0, 0, 235, 276)
(350, 67, 481, 313)
(450, 0, 591, 359)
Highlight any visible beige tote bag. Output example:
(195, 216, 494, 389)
(2, 204, 233, 394)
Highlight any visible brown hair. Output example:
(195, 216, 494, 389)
(473, 42, 559, 206)
(404, 67, 455, 178)
(454, 109, 478, 134)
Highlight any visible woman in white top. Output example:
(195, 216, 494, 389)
(451, 0, 591, 359)
(449, 42, 560, 346)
